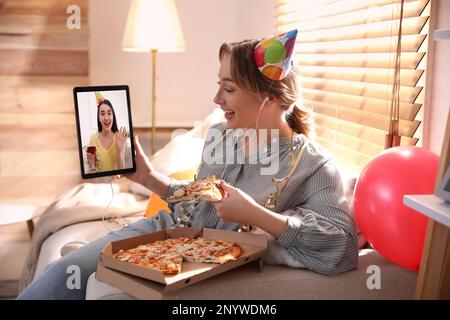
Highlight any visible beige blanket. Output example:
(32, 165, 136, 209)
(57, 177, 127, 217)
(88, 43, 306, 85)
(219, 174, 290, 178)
(19, 182, 148, 292)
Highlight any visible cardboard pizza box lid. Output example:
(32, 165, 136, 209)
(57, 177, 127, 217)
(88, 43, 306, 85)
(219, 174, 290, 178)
(99, 227, 267, 293)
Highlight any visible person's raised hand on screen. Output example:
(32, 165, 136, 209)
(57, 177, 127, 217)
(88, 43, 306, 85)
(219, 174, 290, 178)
(115, 126, 128, 154)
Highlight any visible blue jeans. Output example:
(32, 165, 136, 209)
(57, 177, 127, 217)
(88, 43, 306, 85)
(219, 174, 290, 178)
(17, 218, 158, 300)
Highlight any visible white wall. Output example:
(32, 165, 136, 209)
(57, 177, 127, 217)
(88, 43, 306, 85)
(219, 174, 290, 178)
(426, 0, 450, 156)
(90, 0, 275, 128)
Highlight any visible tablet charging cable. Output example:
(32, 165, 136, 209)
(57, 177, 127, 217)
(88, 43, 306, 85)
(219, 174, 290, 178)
(102, 176, 129, 233)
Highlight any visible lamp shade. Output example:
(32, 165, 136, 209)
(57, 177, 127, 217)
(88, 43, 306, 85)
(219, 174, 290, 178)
(122, 0, 185, 52)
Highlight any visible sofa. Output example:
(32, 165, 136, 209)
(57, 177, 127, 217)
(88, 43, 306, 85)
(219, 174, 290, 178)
(29, 109, 418, 299)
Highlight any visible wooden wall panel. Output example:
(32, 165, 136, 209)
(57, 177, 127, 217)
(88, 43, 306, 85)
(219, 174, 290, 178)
(0, 151, 80, 176)
(0, 34, 88, 51)
(0, 49, 88, 76)
(0, 15, 88, 35)
(0, 0, 88, 16)
(0, 123, 78, 151)
(0, 76, 87, 113)
(0, 0, 88, 207)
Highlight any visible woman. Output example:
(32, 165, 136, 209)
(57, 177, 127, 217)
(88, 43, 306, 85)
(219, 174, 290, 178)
(86, 99, 129, 173)
(17, 33, 358, 300)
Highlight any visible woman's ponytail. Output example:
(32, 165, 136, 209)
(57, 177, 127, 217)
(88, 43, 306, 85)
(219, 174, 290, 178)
(285, 104, 310, 136)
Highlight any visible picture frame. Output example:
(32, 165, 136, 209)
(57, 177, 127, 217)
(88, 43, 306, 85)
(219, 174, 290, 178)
(434, 108, 450, 194)
(435, 165, 450, 203)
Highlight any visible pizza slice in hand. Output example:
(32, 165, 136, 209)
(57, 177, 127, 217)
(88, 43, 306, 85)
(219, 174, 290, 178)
(167, 175, 224, 203)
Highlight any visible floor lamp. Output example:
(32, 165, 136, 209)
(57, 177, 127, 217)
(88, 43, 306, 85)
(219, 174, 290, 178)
(122, 0, 185, 154)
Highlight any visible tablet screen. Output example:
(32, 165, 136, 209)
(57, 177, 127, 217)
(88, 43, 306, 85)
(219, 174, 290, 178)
(73, 85, 136, 179)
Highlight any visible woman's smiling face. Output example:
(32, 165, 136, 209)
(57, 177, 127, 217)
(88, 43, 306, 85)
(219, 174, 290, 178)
(214, 54, 262, 129)
(99, 103, 113, 132)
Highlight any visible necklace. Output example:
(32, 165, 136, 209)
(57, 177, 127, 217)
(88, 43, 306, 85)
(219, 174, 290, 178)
(264, 133, 306, 209)
(175, 127, 306, 231)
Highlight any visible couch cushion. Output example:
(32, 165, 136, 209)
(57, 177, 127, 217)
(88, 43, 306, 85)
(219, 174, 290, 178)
(86, 249, 417, 300)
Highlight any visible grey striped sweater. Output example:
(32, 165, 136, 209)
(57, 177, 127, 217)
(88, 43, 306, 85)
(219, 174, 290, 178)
(161, 122, 358, 276)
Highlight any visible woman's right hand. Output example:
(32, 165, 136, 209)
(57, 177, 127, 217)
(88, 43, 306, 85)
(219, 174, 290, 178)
(116, 135, 172, 198)
(117, 135, 154, 186)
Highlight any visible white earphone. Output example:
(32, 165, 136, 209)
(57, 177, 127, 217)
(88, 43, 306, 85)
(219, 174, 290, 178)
(255, 95, 270, 132)
(259, 96, 269, 112)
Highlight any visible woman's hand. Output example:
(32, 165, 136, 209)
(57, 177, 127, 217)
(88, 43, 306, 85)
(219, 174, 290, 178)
(214, 180, 289, 237)
(116, 135, 153, 185)
(116, 135, 172, 197)
(115, 126, 128, 154)
(213, 180, 259, 226)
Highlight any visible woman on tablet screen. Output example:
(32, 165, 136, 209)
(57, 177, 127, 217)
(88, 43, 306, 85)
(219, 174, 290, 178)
(86, 92, 130, 173)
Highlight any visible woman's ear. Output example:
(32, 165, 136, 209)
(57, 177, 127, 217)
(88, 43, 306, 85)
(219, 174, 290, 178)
(259, 94, 276, 104)
(267, 94, 281, 107)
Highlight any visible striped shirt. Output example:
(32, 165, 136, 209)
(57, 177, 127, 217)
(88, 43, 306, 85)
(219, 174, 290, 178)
(161, 122, 358, 276)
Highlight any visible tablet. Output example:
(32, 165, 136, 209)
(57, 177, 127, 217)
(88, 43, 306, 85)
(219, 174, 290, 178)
(73, 85, 136, 179)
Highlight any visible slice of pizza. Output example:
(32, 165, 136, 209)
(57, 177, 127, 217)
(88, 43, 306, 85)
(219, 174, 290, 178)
(146, 255, 183, 275)
(181, 238, 242, 264)
(114, 241, 185, 275)
(167, 175, 224, 203)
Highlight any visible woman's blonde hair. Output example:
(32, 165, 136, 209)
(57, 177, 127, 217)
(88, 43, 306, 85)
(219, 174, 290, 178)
(219, 39, 310, 136)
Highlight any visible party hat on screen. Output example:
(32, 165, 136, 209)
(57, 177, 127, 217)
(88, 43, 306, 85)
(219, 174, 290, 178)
(95, 92, 105, 104)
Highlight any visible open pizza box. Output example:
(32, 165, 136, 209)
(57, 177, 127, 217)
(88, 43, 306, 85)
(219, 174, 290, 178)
(98, 227, 267, 298)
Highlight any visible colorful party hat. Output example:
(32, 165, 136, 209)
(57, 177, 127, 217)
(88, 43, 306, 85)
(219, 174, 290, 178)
(254, 29, 298, 81)
(95, 92, 105, 105)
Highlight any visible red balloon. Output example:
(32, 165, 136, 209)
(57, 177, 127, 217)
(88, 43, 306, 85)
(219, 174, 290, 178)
(354, 147, 439, 271)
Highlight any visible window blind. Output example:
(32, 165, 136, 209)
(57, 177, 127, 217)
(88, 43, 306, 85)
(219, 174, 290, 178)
(276, 0, 431, 173)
